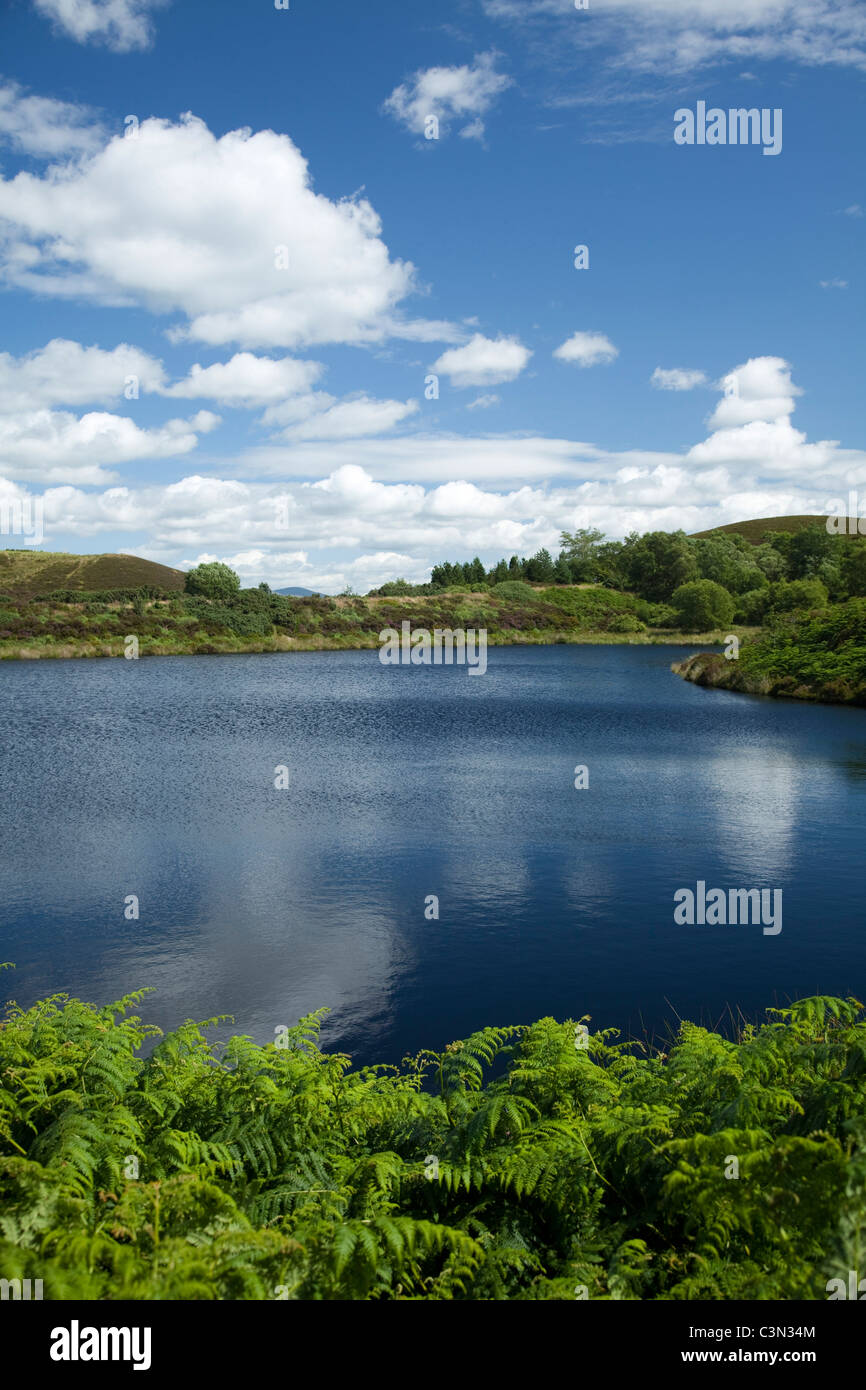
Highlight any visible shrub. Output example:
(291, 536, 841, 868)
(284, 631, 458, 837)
(492, 581, 541, 602)
(607, 614, 646, 634)
(735, 588, 772, 624)
(634, 600, 679, 627)
(671, 579, 735, 631)
(185, 562, 241, 601)
(372, 579, 424, 597)
(769, 578, 829, 614)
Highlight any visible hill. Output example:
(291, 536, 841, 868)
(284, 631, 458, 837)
(692, 515, 859, 544)
(0, 549, 186, 600)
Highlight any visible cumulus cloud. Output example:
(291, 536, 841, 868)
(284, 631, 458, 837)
(0, 339, 166, 410)
(0, 340, 423, 480)
(0, 80, 105, 157)
(32, 0, 168, 52)
(383, 52, 512, 141)
(0, 113, 451, 351)
(651, 366, 708, 391)
(0, 408, 218, 484)
(432, 334, 531, 387)
(6, 357, 862, 587)
(707, 356, 801, 429)
(554, 331, 618, 367)
(161, 353, 324, 406)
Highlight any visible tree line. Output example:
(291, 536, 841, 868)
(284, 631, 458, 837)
(373, 524, 866, 631)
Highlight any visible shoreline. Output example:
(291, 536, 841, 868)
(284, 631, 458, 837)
(0, 629, 733, 661)
(673, 650, 866, 708)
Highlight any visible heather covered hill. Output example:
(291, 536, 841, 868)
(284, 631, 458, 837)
(0, 549, 185, 600)
(691, 516, 861, 544)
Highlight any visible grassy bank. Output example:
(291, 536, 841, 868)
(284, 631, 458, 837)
(0, 980, 862, 1300)
(674, 599, 866, 707)
(0, 584, 750, 660)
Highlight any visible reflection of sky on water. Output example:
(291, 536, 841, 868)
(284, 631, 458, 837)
(1, 645, 865, 1063)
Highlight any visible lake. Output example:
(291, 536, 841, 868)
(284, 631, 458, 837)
(1, 645, 864, 1064)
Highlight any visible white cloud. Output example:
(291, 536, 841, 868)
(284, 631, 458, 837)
(277, 396, 419, 441)
(0, 408, 218, 484)
(32, 0, 168, 52)
(162, 353, 323, 406)
(432, 334, 531, 387)
(483, 0, 866, 74)
(383, 52, 512, 141)
(0, 81, 105, 157)
(651, 366, 707, 391)
(707, 356, 801, 429)
(466, 394, 501, 409)
(841, 203, 863, 217)
(0, 113, 449, 351)
(820, 278, 849, 289)
(8, 357, 863, 587)
(0, 339, 166, 410)
(554, 331, 618, 367)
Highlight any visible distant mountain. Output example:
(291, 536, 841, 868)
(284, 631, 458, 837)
(274, 586, 318, 597)
(692, 515, 858, 544)
(0, 549, 186, 599)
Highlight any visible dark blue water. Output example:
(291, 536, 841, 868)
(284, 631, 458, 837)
(1, 645, 864, 1063)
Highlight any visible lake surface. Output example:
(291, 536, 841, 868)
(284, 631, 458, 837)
(1, 645, 864, 1064)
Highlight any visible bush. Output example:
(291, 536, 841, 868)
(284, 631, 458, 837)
(735, 588, 772, 624)
(36, 586, 172, 604)
(671, 579, 735, 631)
(769, 578, 829, 614)
(492, 581, 539, 602)
(607, 614, 646, 633)
(634, 600, 679, 627)
(372, 579, 432, 597)
(185, 562, 241, 601)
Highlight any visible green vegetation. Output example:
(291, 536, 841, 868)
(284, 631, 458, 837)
(491, 580, 539, 602)
(672, 580, 735, 632)
(3, 518, 864, 699)
(185, 561, 243, 601)
(379, 517, 866, 612)
(676, 599, 866, 706)
(0, 568, 745, 660)
(0, 979, 863, 1300)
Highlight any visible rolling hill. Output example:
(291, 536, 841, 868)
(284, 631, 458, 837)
(692, 515, 859, 544)
(0, 550, 186, 599)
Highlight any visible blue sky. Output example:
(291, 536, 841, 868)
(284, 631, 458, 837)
(0, 0, 863, 590)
